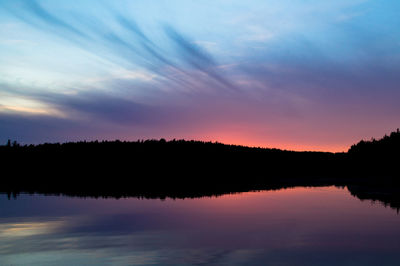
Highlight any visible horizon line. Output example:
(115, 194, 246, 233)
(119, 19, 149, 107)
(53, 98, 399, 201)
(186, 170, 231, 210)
(1, 137, 348, 153)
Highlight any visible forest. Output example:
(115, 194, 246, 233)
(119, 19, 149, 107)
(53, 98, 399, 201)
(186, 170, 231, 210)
(1, 130, 399, 209)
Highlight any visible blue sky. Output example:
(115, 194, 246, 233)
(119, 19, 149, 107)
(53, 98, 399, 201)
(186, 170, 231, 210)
(1, 0, 400, 151)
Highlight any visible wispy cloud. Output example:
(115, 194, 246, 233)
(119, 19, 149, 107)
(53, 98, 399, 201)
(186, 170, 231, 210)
(4, 0, 236, 94)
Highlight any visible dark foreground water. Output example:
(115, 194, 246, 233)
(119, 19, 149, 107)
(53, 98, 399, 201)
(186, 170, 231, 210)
(0, 186, 399, 266)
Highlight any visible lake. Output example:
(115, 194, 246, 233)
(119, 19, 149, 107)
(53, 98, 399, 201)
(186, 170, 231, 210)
(0, 186, 399, 265)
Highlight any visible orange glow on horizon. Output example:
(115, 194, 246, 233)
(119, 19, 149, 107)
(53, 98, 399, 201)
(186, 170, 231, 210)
(209, 138, 348, 153)
(175, 132, 349, 153)
(166, 122, 353, 153)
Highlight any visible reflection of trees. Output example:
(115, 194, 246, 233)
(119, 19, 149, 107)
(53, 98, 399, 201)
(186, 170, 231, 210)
(1, 130, 399, 211)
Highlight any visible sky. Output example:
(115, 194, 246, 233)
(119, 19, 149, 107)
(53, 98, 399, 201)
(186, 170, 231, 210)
(1, 0, 399, 152)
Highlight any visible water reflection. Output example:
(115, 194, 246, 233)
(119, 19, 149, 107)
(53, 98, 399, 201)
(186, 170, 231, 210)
(0, 186, 399, 265)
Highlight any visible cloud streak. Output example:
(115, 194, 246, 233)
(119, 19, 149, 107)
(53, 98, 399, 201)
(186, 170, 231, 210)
(4, 0, 236, 94)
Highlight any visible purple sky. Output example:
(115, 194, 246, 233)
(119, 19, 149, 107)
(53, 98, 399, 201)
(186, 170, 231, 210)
(1, 0, 400, 151)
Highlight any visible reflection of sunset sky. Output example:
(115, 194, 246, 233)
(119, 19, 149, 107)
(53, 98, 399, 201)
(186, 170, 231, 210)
(0, 187, 399, 265)
(1, 1, 400, 151)
(0, 221, 62, 237)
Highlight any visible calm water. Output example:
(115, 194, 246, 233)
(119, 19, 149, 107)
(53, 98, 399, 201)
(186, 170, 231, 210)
(0, 186, 399, 266)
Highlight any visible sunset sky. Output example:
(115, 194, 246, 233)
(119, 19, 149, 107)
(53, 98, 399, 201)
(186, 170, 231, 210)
(1, 0, 399, 151)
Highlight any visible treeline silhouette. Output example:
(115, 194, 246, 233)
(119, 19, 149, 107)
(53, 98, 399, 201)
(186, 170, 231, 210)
(1, 130, 399, 209)
(348, 129, 400, 177)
